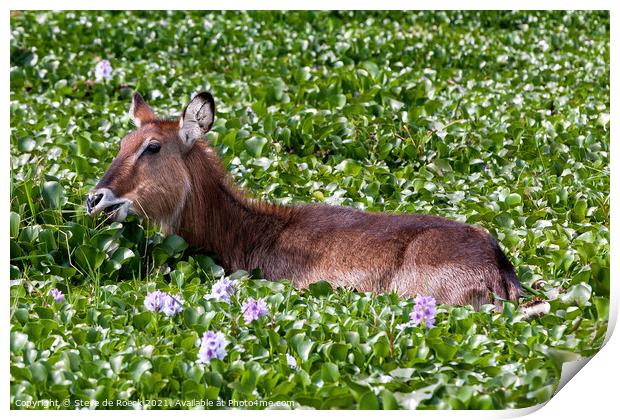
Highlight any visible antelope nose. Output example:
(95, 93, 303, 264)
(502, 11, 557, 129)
(86, 193, 103, 213)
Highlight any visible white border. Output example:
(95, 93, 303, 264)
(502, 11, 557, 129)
(3, 2, 617, 419)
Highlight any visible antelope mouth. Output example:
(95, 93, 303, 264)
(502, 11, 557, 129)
(91, 200, 132, 222)
(86, 188, 132, 222)
(102, 203, 122, 215)
(101, 201, 132, 222)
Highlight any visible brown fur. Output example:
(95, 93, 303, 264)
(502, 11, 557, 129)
(92, 96, 522, 307)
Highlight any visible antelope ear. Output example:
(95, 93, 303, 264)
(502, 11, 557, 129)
(179, 92, 215, 146)
(129, 92, 156, 127)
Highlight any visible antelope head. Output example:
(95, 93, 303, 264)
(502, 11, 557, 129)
(86, 92, 215, 232)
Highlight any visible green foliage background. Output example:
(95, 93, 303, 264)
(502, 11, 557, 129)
(10, 11, 609, 409)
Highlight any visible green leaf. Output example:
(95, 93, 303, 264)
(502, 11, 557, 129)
(526, 385, 555, 404)
(10, 212, 20, 238)
(471, 394, 494, 409)
(129, 358, 152, 382)
(542, 347, 581, 372)
(133, 311, 153, 329)
(35, 306, 55, 320)
(182, 379, 205, 400)
(362, 61, 379, 79)
(371, 333, 390, 358)
(41, 181, 65, 209)
(505, 193, 522, 207)
(328, 343, 349, 362)
(390, 367, 416, 380)
(381, 390, 399, 409)
(560, 283, 592, 307)
(183, 307, 199, 326)
(393, 383, 439, 409)
(308, 280, 333, 297)
(291, 333, 314, 362)
(593, 297, 609, 321)
(321, 362, 340, 383)
(332, 94, 347, 109)
(359, 391, 380, 409)
(11, 331, 29, 353)
(334, 159, 362, 176)
(571, 198, 588, 222)
(18, 137, 36, 152)
(428, 339, 458, 362)
(170, 270, 185, 289)
(245, 136, 269, 157)
(29, 362, 48, 384)
(14, 308, 29, 324)
(111, 247, 135, 264)
(161, 235, 188, 255)
(75, 244, 105, 271)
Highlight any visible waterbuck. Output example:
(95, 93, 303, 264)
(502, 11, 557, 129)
(86, 92, 522, 307)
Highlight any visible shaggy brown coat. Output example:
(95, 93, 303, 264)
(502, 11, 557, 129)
(88, 92, 522, 307)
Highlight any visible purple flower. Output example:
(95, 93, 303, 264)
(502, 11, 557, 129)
(241, 298, 268, 323)
(49, 288, 65, 302)
(94, 59, 113, 81)
(197, 331, 228, 363)
(162, 293, 184, 317)
(409, 295, 436, 328)
(205, 278, 236, 303)
(144, 290, 166, 312)
(286, 353, 297, 369)
(144, 290, 183, 316)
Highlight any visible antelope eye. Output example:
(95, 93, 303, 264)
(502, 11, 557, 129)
(144, 142, 161, 155)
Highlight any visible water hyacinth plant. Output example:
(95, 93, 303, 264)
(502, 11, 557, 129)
(161, 293, 184, 316)
(205, 277, 237, 303)
(286, 353, 297, 369)
(48, 288, 64, 303)
(197, 331, 228, 363)
(144, 290, 184, 316)
(143, 290, 166, 312)
(94, 59, 112, 81)
(241, 297, 268, 323)
(409, 295, 436, 328)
